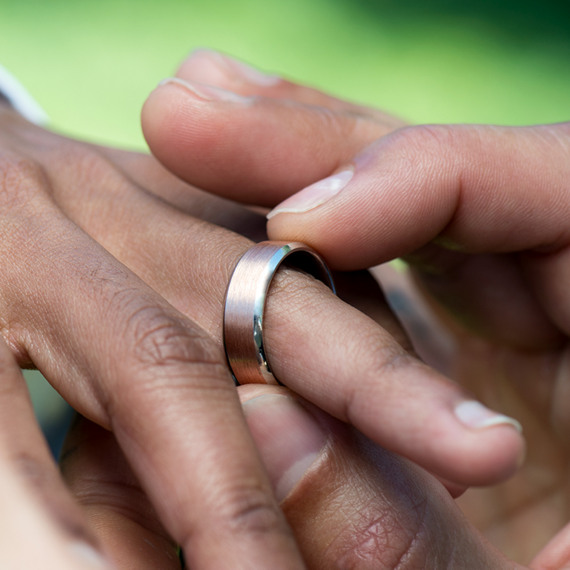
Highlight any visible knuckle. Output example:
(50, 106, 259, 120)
(388, 124, 458, 166)
(395, 123, 454, 150)
(0, 152, 46, 211)
(316, 106, 358, 141)
(73, 476, 167, 539)
(369, 342, 416, 380)
(130, 307, 216, 366)
(53, 143, 125, 199)
(214, 480, 288, 538)
(119, 301, 228, 388)
(76, 278, 234, 420)
(344, 332, 414, 423)
(178, 479, 290, 558)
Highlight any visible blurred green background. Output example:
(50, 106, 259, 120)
(1, 0, 568, 151)
(1, 0, 568, 439)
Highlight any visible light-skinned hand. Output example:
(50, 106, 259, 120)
(141, 48, 570, 566)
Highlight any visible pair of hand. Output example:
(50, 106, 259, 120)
(1, 48, 568, 567)
(145, 51, 570, 568)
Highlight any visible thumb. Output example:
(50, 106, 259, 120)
(238, 385, 519, 570)
(266, 123, 570, 270)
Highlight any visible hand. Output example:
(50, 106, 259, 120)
(267, 121, 570, 565)
(0, 103, 302, 568)
(141, 47, 522, 485)
(1, 59, 520, 567)
(0, 339, 511, 570)
(0, 330, 193, 569)
(239, 383, 523, 569)
(141, 50, 570, 565)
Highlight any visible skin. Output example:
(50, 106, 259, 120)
(0, 332, 516, 569)
(0, 300, 519, 569)
(141, 49, 570, 567)
(0, 67, 523, 565)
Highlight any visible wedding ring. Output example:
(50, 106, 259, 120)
(224, 241, 336, 385)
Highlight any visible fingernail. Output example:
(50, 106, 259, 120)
(69, 541, 113, 568)
(454, 400, 523, 433)
(192, 49, 281, 86)
(242, 394, 328, 502)
(158, 77, 248, 103)
(267, 167, 354, 219)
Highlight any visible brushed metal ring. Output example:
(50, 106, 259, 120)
(223, 241, 336, 385)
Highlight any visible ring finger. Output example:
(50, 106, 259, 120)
(51, 161, 525, 489)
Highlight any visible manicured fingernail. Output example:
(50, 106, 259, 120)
(454, 400, 522, 433)
(158, 77, 248, 103)
(69, 541, 113, 568)
(193, 49, 281, 86)
(267, 167, 354, 219)
(242, 394, 328, 502)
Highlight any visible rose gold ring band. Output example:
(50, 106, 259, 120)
(223, 241, 336, 385)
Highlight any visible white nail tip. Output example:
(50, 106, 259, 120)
(454, 400, 522, 433)
(267, 168, 354, 219)
(476, 414, 523, 432)
(157, 76, 188, 88)
(191, 49, 281, 86)
(158, 77, 247, 103)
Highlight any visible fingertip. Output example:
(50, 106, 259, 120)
(413, 416, 525, 487)
(143, 66, 396, 211)
(265, 136, 417, 270)
(177, 48, 230, 85)
(265, 125, 467, 270)
(141, 84, 186, 184)
(265, 167, 386, 271)
(142, 76, 245, 142)
(238, 388, 330, 503)
(266, 167, 354, 221)
(467, 428, 525, 485)
(236, 383, 291, 404)
(429, 402, 526, 486)
(177, 49, 281, 88)
(142, 79, 243, 191)
(141, 82, 177, 155)
(454, 400, 522, 434)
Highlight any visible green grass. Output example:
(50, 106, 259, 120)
(1, 0, 568, 150)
